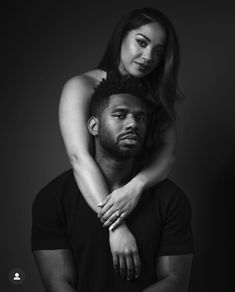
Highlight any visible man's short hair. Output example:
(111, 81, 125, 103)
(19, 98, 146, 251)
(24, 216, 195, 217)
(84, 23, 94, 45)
(90, 71, 154, 117)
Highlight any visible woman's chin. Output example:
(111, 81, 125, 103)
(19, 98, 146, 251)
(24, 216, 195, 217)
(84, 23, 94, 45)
(118, 66, 149, 79)
(130, 66, 152, 78)
(130, 70, 148, 78)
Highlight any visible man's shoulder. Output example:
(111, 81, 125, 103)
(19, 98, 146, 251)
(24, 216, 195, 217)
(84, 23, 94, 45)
(150, 179, 190, 206)
(33, 169, 75, 205)
(152, 178, 185, 194)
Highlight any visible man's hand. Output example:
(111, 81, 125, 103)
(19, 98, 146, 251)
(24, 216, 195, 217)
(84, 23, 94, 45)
(98, 179, 143, 230)
(109, 223, 141, 281)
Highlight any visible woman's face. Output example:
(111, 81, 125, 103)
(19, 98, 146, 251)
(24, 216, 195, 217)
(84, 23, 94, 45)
(119, 22, 166, 78)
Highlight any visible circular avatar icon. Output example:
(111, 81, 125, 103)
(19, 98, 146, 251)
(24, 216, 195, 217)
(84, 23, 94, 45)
(9, 268, 25, 285)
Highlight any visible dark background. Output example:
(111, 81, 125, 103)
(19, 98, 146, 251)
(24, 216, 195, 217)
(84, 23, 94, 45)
(1, 0, 234, 291)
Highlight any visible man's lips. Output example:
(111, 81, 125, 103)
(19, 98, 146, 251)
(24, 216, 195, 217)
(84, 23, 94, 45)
(120, 133, 140, 142)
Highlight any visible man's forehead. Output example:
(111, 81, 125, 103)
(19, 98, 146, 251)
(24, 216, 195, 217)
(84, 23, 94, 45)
(108, 93, 146, 111)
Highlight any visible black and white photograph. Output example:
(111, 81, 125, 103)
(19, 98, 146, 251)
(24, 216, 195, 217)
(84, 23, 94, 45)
(2, 0, 234, 291)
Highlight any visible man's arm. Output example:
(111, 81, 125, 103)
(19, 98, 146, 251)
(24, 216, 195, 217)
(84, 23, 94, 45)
(33, 249, 77, 292)
(142, 254, 193, 292)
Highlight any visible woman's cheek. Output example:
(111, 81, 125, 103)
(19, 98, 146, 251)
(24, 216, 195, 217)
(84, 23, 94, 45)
(129, 42, 140, 59)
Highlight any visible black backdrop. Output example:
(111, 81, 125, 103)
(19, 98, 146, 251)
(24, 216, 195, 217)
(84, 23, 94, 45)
(2, 0, 234, 291)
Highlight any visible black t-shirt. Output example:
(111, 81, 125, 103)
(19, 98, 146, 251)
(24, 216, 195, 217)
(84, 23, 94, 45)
(31, 169, 194, 292)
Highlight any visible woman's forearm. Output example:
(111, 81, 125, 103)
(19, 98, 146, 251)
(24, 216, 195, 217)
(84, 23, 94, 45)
(133, 140, 175, 191)
(129, 123, 177, 191)
(71, 153, 109, 214)
(59, 76, 110, 215)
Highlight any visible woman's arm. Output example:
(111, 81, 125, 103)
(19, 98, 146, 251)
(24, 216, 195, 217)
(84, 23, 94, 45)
(59, 75, 142, 277)
(59, 75, 110, 213)
(100, 124, 177, 229)
(134, 122, 177, 189)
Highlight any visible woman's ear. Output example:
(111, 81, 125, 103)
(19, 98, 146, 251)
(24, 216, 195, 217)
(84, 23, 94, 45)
(87, 116, 99, 136)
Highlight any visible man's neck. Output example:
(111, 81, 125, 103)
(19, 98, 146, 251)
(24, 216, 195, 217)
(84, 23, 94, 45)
(95, 147, 134, 192)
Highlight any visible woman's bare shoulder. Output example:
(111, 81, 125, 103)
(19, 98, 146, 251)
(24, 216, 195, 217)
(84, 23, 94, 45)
(60, 69, 107, 109)
(83, 69, 107, 82)
(64, 69, 107, 92)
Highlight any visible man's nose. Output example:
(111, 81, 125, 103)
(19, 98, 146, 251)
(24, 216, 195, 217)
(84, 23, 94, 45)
(125, 116, 137, 130)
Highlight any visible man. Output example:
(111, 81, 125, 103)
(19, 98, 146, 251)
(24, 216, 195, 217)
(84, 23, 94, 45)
(31, 76, 194, 292)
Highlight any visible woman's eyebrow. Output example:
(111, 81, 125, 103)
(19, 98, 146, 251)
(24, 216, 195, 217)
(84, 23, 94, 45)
(136, 33, 150, 42)
(136, 33, 165, 47)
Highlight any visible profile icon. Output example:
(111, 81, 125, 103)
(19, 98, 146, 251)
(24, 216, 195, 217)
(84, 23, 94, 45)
(13, 272, 21, 281)
(9, 268, 25, 285)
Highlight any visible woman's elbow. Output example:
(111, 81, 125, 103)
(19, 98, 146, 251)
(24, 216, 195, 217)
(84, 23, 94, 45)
(68, 151, 91, 170)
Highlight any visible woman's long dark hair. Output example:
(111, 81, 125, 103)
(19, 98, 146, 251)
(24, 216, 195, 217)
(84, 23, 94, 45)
(98, 7, 183, 135)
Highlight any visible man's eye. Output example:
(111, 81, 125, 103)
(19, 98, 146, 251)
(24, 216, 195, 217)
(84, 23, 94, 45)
(114, 114, 125, 119)
(137, 116, 146, 122)
(136, 39, 148, 48)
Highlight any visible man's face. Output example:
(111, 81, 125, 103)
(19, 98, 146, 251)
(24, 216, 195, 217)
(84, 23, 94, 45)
(97, 93, 148, 159)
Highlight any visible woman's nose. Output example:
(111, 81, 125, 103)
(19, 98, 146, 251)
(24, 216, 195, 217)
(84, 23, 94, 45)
(142, 50, 152, 61)
(142, 48, 153, 63)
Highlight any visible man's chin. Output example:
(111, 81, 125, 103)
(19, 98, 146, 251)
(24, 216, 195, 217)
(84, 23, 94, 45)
(117, 146, 140, 159)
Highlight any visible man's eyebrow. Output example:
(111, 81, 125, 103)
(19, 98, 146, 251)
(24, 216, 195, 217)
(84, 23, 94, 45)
(112, 107, 147, 115)
(112, 107, 128, 112)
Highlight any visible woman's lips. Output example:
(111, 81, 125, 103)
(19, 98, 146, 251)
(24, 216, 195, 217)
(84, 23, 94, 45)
(134, 62, 149, 72)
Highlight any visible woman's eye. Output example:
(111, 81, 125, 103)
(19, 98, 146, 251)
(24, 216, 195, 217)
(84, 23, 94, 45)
(155, 49, 164, 57)
(136, 39, 148, 48)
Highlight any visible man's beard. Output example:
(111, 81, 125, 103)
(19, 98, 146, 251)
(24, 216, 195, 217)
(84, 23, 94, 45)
(99, 131, 142, 160)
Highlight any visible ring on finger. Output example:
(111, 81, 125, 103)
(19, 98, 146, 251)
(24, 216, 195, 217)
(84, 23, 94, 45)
(119, 212, 125, 218)
(115, 211, 120, 217)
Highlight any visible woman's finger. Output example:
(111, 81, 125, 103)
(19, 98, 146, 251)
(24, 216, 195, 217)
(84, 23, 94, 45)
(103, 211, 121, 227)
(97, 208, 102, 219)
(99, 200, 114, 216)
(97, 195, 111, 208)
(97, 196, 111, 219)
(109, 212, 126, 231)
(100, 206, 116, 222)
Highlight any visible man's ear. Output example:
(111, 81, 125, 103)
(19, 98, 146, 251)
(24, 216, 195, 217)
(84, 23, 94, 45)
(87, 116, 99, 136)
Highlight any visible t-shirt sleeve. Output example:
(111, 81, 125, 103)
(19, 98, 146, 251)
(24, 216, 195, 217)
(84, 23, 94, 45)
(31, 185, 70, 251)
(157, 183, 194, 256)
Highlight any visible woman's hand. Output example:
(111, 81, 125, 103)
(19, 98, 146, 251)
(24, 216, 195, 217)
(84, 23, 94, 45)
(98, 178, 144, 230)
(109, 223, 141, 280)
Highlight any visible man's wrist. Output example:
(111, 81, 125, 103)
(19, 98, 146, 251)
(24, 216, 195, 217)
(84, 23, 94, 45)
(109, 221, 127, 234)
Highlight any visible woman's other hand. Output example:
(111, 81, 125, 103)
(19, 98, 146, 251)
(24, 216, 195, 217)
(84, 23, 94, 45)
(109, 223, 141, 280)
(98, 178, 144, 230)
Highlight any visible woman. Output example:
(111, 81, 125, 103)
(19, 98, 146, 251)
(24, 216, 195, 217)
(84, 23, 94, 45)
(59, 7, 182, 279)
